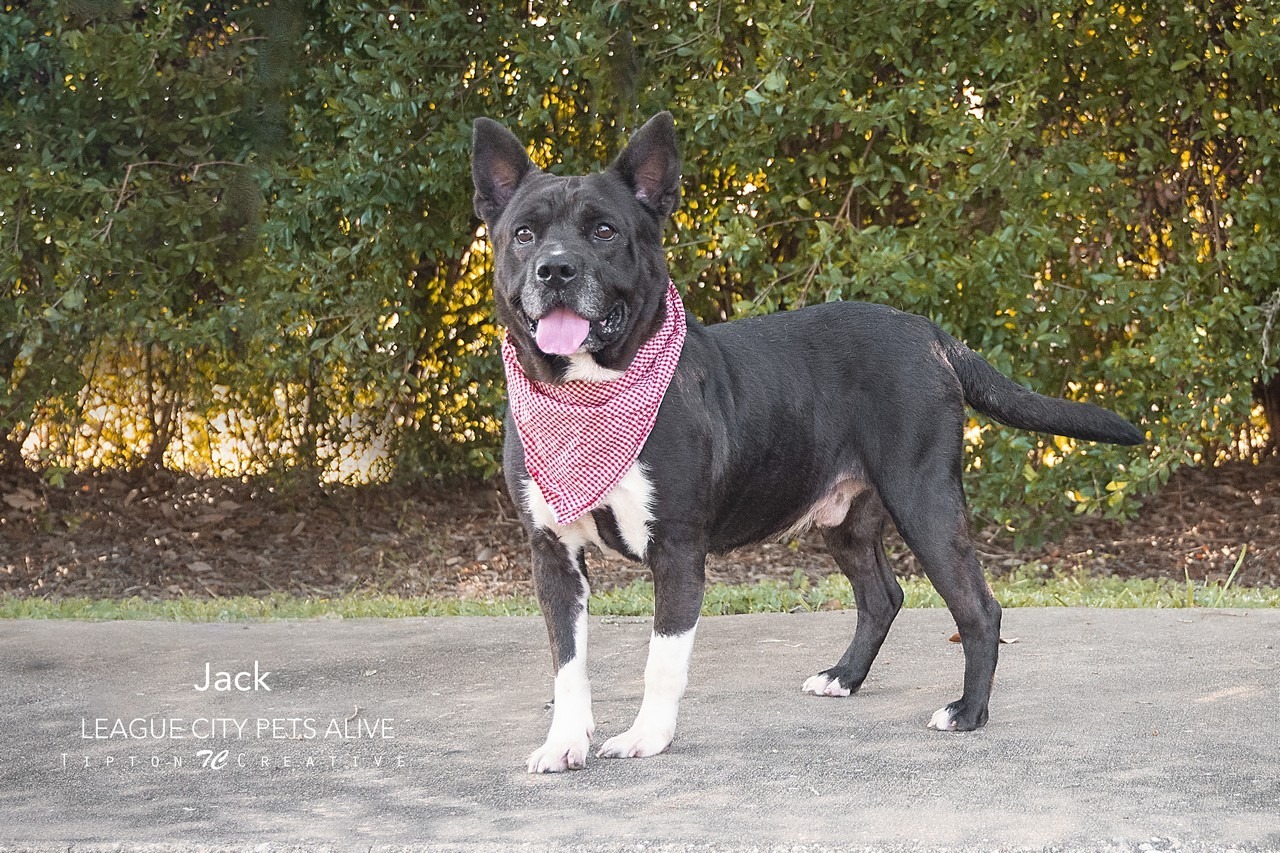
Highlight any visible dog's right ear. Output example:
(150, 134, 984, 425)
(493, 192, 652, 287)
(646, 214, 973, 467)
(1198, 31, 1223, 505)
(472, 118, 539, 226)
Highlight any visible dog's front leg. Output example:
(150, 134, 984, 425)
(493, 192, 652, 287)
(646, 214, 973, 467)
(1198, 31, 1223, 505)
(599, 540, 705, 759)
(527, 530, 595, 773)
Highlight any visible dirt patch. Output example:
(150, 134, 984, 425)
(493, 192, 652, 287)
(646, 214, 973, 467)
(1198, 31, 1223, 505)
(2, 456, 1277, 602)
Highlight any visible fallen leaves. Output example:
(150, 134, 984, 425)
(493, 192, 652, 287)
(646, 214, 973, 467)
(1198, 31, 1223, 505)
(949, 632, 1020, 645)
(3, 488, 42, 512)
(2, 454, 1279, 601)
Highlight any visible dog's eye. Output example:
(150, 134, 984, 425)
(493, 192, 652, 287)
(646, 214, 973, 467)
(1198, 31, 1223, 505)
(593, 223, 616, 241)
(514, 226, 534, 245)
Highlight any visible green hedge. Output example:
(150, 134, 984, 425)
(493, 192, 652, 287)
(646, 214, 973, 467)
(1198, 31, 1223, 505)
(2, 1, 1278, 538)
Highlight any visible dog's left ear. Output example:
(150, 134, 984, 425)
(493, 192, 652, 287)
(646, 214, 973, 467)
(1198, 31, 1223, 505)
(611, 112, 682, 219)
(472, 117, 540, 226)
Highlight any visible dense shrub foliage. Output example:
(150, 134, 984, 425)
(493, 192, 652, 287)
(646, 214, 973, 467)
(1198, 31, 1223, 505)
(2, 1, 1278, 536)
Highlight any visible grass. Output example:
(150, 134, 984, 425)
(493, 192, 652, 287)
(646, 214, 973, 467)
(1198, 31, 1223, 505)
(3, 567, 1278, 622)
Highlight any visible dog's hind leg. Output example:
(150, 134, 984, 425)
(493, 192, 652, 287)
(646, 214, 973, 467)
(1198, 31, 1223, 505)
(598, 537, 706, 759)
(526, 529, 596, 773)
(878, 464, 1001, 732)
(802, 494, 903, 697)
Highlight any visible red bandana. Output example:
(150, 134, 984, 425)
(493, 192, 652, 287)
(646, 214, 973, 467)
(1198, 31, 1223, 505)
(501, 282, 687, 525)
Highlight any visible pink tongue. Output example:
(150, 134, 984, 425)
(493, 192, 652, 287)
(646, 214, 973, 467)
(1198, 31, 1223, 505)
(535, 308, 592, 355)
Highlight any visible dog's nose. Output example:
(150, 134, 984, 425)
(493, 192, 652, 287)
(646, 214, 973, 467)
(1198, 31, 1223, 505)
(535, 253, 578, 289)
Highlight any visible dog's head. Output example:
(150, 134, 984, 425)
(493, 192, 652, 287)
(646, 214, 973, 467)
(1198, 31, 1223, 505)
(472, 112, 681, 383)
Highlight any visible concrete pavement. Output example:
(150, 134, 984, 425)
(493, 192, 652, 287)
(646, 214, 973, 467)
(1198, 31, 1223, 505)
(1, 608, 1277, 851)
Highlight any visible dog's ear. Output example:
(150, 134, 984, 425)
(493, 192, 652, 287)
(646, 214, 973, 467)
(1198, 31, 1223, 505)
(611, 112, 682, 219)
(472, 117, 539, 226)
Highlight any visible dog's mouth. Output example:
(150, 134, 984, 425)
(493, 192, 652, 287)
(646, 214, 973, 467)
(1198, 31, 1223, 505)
(533, 308, 591, 355)
(526, 300, 628, 356)
(599, 301, 627, 339)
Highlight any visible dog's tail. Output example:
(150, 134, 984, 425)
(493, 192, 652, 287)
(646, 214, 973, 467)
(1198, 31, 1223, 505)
(940, 336, 1144, 446)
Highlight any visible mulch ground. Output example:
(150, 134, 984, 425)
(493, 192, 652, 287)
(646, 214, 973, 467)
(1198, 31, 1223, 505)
(2, 455, 1277, 602)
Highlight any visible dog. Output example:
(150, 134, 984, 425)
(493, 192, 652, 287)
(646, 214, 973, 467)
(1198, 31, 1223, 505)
(471, 112, 1143, 773)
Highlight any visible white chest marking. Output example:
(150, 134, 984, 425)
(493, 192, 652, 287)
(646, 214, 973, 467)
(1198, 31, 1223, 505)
(563, 353, 625, 383)
(523, 463, 655, 561)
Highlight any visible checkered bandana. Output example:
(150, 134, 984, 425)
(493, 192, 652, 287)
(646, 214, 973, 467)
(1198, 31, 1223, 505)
(501, 282, 687, 525)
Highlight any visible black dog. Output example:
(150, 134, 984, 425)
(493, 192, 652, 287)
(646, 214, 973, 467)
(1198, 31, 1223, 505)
(472, 112, 1142, 773)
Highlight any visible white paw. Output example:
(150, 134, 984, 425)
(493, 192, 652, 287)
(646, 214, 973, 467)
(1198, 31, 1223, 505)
(802, 673, 852, 697)
(927, 706, 957, 731)
(527, 729, 593, 773)
(597, 724, 674, 759)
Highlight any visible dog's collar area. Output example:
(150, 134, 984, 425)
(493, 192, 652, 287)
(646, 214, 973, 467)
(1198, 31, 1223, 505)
(507, 283, 679, 391)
